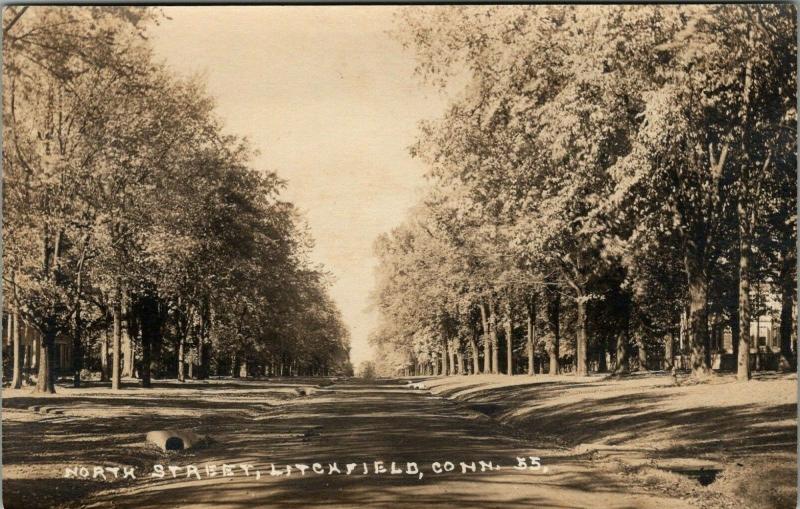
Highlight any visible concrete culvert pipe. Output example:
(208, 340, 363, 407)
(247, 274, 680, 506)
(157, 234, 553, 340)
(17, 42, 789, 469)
(146, 430, 206, 452)
(165, 437, 184, 451)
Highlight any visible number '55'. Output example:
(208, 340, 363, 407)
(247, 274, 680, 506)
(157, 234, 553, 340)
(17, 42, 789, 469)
(514, 457, 542, 470)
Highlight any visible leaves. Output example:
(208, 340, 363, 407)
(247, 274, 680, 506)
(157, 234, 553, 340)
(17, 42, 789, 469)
(371, 5, 796, 373)
(3, 6, 352, 379)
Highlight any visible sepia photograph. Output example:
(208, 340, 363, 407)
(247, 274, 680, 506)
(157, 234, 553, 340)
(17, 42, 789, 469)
(1, 4, 797, 508)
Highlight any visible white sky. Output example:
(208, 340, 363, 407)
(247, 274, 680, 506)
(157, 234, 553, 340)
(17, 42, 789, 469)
(150, 6, 448, 367)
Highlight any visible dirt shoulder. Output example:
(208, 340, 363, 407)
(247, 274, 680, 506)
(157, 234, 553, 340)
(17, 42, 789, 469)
(416, 371, 797, 509)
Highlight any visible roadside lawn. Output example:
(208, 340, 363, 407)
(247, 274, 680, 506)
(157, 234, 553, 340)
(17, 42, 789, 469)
(417, 371, 797, 509)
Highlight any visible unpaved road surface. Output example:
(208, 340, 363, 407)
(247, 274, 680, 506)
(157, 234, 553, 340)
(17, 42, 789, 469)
(52, 379, 693, 509)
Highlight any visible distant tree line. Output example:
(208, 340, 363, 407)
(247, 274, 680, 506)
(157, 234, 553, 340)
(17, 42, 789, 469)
(3, 7, 352, 393)
(370, 5, 796, 380)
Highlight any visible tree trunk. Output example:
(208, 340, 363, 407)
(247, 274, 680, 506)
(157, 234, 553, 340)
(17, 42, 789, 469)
(122, 298, 134, 378)
(686, 253, 711, 376)
(527, 295, 535, 376)
(100, 329, 109, 382)
(35, 327, 56, 394)
(24, 343, 31, 373)
(111, 298, 122, 390)
(71, 301, 84, 388)
(616, 331, 629, 374)
(480, 301, 490, 374)
(505, 301, 513, 376)
(31, 332, 39, 372)
(731, 284, 740, 358)
(779, 247, 796, 370)
(70, 239, 89, 388)
(614, 294, 630, 374)
(178, 337, 186, 382)
(121, 337, 132, 377)
(664, 332, 675, 370)
(547, 290, 560, 375)
(635, 335, 648, 371)
(441, 336, 448, 376)
(575, 298, 588, 376)
(196, 339, 205, 379)
(33, 231, 59, 394)
(489, 300, 499, 374)
(737, 227, 752, 381)
(10, 310, 22, 389)
(469, 330, 480, 375)
(196, 301, 210, 380)
(754, 315, 762, 371)
(736, 26, 755, 379)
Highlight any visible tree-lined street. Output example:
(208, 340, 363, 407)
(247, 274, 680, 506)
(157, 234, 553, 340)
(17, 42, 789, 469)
(2, 6, 796, 509)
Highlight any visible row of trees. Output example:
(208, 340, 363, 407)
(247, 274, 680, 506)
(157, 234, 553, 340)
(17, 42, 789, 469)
(370, 5, 796, 380)
(3, 7, 352, 393)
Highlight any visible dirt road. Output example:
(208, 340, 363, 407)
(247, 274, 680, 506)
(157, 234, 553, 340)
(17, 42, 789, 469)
(58, 378, 693, 509)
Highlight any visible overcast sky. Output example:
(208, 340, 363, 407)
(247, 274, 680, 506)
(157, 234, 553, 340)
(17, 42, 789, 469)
(150, 6, 448, 367)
